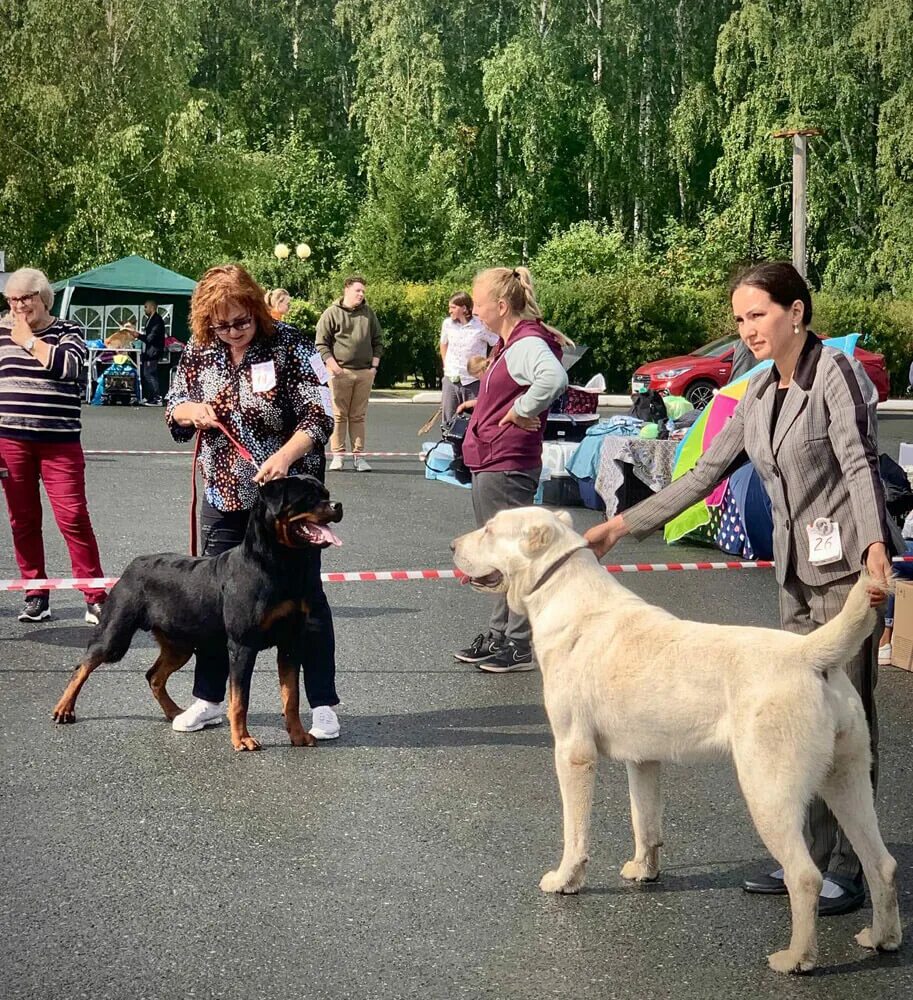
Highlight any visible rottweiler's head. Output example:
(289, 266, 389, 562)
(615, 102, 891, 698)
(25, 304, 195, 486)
(260, 474, 343, 549)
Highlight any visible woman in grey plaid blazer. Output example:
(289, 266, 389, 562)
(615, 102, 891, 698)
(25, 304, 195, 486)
(586, 261, 897, 917)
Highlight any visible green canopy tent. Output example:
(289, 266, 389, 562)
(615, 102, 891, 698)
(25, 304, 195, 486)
(52, 255, 196, 344)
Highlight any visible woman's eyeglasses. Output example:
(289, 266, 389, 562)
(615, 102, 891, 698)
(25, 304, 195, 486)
(6, 292, 38, 305)
(210, 316, 253, 336)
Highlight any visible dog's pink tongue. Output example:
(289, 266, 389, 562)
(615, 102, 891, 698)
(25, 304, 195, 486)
(314, 524, 342, 546)
(458, 573, 469, 585)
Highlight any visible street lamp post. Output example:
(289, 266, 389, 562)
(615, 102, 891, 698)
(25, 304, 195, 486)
(772, 128, 822, 279)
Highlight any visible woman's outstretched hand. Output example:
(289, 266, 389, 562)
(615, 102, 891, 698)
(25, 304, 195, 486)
(584, 514, 629, 559)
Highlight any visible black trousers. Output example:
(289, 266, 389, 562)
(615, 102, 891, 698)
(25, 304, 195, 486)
(192, 498, 339, 709)
(141, 358, 162, 401)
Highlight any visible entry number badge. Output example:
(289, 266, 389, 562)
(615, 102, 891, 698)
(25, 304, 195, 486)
(251, 360, 277, 393)
(309, 353, 330, 384)
(807, 517, 842, 566)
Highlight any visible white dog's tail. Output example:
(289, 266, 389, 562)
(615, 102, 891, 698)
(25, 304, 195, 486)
(800, 573, 887, 673)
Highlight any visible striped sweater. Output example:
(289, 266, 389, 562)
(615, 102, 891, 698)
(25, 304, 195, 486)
(0, 320, 86, 442)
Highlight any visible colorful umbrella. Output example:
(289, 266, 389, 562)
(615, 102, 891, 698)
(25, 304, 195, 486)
(663, 335, 860, 544)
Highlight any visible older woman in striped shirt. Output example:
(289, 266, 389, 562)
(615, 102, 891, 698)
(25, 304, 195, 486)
(0, 268, 107, 624)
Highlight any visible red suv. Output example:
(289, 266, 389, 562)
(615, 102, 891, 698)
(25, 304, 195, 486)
(632, 334, 890, 408)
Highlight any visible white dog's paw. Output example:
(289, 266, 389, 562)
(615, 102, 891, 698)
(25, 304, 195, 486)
(856, 926, 901, 952)
(767, 949, 816, 974)
(539, 868, 584, 894)
(620, 859, 659, 882)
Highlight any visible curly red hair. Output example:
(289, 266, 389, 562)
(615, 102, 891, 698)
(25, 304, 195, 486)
(190, 264, 275, 347)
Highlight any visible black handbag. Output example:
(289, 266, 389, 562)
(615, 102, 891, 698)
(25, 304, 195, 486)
(425, 413, 472, 484)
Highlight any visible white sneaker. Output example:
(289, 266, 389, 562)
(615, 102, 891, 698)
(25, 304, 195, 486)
(878, 642, 893, 665)
(172, 698, 224, 732)
(329, 455, 345, 471)
(309, 705, 340, 740)
(354, 456, 372, 472)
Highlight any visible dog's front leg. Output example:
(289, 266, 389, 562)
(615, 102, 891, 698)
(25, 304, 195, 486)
(277, 650, 316, 748)
(539, 739, 597, 895)
(620, 760, 662, 882)
(227, 642, 260, 751)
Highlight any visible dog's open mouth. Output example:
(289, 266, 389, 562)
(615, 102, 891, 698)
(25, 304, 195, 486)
(286, 512, 343, 548)
(460, 569, 504, 591)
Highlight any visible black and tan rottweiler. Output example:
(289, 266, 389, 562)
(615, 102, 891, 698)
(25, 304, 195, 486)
(52, 474, 342, 751)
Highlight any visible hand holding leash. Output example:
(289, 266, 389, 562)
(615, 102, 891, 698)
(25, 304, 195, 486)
(253, 450, 291, 484)
(184, 402, 219, 429)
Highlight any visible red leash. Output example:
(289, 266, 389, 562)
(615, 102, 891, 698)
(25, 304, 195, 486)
(189, 421, 254, 556)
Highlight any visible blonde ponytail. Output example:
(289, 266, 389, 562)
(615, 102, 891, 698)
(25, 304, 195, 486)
(474, 266, 573, 347)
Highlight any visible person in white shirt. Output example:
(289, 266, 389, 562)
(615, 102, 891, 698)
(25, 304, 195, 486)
(439, 292, 500, 424)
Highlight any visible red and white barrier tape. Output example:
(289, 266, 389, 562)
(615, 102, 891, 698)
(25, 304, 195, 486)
(0, 561, 768, 591)
(84, 449, 422, 457)
(3, 556, 912, 592)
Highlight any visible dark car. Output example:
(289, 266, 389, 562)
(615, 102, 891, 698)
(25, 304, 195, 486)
(632, 334, 890, 408)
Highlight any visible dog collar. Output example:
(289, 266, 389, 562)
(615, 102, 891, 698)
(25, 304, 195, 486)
(527, 543, 590, 595)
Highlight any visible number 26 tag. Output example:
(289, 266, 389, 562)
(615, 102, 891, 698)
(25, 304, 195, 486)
(807, 517, 842, 566)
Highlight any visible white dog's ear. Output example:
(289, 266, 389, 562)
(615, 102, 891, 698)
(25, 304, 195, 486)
(521, 522, 554, 555)
(553, 510, 574, 528)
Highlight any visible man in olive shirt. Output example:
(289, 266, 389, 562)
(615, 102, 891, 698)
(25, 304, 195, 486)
(315, 275, 384, 472)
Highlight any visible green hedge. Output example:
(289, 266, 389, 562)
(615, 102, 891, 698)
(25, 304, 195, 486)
(287, 281, 913, 393)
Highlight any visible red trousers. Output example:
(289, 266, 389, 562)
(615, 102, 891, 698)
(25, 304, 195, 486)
(0, 437, 106, 603)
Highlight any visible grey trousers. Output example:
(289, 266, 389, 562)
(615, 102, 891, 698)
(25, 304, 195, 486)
(441, 378, 480, 425)
(778, 572, 881, 882)
(470, 467, 541, 645)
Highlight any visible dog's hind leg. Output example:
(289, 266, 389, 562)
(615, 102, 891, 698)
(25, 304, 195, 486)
(736, 751, 822, 974)
(53, 590, 140, 724)
(145, 629, 193, 721)
(52, 649, 106, 724)
(620, 760, 662, 882)
(539, 736, 598, 895)
(278, 651, 316, 748)
(819, 726, 901, 955)
(227, 642, 260, 751)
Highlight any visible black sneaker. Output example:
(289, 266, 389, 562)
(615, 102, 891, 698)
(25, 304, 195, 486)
(454, 632, 505, 663)
(18, 595, 50, 622)
(477, 641, 535, 673)
(84, 601, 106, 626)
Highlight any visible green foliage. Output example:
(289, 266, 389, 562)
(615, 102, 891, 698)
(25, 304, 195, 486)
(2, 0, 913, 357)
(530, 223, 638, 283)
(338, 278, 912, 396)
(538, 278, 728, 390)
(355, 283, 453, 387)
(284, 299, 323, 337)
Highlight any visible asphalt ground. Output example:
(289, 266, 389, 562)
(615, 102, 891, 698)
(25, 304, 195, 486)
(1, 403, 912, 999)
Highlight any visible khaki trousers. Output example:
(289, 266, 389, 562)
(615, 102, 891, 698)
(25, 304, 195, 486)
(329, 368, 374, 454)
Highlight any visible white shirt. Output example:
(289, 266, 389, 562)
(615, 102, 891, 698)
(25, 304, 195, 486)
(440, 317, 500, 385)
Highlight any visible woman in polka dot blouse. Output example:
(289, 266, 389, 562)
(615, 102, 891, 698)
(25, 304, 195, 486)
(164, 264, 341, 741)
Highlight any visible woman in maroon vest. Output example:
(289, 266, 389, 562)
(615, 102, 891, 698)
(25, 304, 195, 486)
(453, 267, 569, 673)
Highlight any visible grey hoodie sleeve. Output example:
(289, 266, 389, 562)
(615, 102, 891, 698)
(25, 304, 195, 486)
(504, 339, 568, 418)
